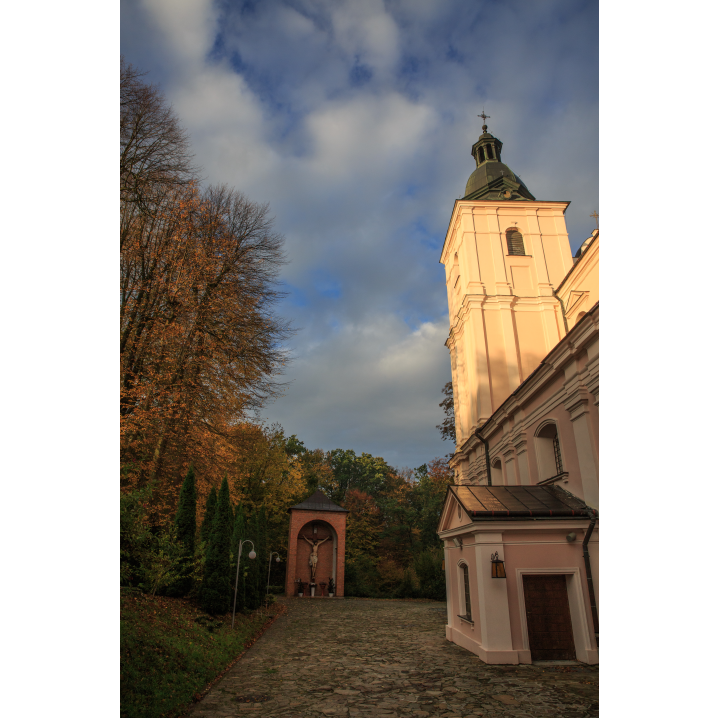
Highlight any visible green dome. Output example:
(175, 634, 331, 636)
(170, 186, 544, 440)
(464, 162, 532, 198)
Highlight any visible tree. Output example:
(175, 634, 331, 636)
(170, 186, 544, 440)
(200, 486, 217, 546)
(230, 503, 247, 613)
(120, 60, 293, 516)
(166, 465, 197, 596)
(244, 509, 263, 610)
(436, 382, 456, 444)
(200, 477, 233, 614)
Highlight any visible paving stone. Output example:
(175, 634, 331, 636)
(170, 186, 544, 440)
(187, 598, 598, 717)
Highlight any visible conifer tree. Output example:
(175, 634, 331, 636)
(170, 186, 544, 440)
(166, 465, 197, 596)
(200, 486, 217, 546)
(201, 477, 232, 614)
(230, 503, 247, 613)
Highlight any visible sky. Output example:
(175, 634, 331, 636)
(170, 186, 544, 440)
(121, 0, 598, 471)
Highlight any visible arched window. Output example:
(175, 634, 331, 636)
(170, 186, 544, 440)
(535, 422, 564, 482)
(461, 563, 472, 621)
(574, 311, 586, 326)
(491, 459, 504, 485)
(506, 229, 525, 256)
(478, 146, 485, 164)
(486, 144, 494, 160)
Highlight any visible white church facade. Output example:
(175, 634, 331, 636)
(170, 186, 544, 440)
(437, 117, 599, 664)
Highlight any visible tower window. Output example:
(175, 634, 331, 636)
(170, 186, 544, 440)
(486, 144, 494, 160)
(506, 229, 525, 255)
(478, 146, 485, 164)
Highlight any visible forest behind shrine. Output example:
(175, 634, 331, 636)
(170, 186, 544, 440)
(120, 59, 454, 605)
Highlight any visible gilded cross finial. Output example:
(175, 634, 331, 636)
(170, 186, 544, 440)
(590, 211, 599, 230)
(478, 110, 490, 132)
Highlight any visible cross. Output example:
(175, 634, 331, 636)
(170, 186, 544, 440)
(590, 211, 599, 229)
(478, 110, 490, 126)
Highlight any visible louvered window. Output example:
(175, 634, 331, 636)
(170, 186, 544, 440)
(462, 564, 472, 621)
(506, 229, 525, 255)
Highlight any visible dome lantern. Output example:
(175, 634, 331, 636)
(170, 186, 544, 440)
(463, 113, 535, 202)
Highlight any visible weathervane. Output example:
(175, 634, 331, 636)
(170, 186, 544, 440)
(478, 109, 490, 132)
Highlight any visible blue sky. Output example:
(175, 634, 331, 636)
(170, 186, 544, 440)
(121, 0, 598, 470)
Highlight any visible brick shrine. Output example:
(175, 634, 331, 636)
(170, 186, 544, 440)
(285, 490, 348, 598)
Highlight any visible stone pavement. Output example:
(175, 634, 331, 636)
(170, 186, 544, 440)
(188, 598, 598, 718)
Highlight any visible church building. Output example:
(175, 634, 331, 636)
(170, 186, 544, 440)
(437, 116, 599, 665)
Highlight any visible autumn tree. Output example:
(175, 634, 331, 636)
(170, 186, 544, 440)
(120, 60, 293, 518)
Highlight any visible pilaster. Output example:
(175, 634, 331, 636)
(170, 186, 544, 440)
(473, 532, 515, 660)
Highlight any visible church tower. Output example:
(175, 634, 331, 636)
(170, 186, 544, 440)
(442, 115, 574, 483)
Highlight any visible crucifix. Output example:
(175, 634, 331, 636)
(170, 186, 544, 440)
(301, 533, 330, 582)
(478, 110, 490, 130)
(590, 211, 599, 230)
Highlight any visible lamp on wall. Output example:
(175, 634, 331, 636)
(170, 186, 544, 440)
(490, 551, 506, 579)
(452, 537, 463, 549)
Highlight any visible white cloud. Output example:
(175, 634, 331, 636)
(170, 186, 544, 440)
(121, 0, 598, 467)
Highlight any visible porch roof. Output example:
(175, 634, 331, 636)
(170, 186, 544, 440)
(450, 484, 596, 520)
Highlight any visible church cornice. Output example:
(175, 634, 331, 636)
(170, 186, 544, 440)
(440, 199, 571, 263)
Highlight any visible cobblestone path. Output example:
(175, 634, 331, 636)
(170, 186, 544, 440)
(188, 598, 598, 718)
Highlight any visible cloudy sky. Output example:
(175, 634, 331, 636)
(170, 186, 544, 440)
(121, 0, 598, 471)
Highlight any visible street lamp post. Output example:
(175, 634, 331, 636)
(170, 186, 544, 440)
(266, 551, 281, 600)
(232, 539, 256, 629)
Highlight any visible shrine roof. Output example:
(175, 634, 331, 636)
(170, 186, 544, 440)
(289, 490, 349, 513)
(449, 485, 596, 520)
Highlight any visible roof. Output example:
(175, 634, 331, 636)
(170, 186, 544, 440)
(463, 161, 535, 201)
(448, 484, 596, 520)
(289, 490, 349, 513)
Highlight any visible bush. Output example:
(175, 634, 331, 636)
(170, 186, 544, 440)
(344, 555, 381, 597)
(393, 567, 419, 599)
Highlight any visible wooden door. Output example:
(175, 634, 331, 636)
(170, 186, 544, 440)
(523, 574, 577, 661)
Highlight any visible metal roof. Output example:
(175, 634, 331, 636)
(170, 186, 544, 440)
(289, 490, 349, 513)
(449, 484, 596, 520)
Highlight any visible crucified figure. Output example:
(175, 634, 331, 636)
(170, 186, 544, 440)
(301, 534, 330, 581)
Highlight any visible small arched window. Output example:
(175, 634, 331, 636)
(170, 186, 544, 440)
(574, 311, 587, 326)
(478, 146, 485, 164)
(486, 144, 494, 160)
(535, 423, 564, 481)
(506, 229, 525, 256)
(462, 564, 472, 621)
(491, 459, 504, 485)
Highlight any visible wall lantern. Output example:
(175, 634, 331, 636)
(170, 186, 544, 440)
(490, 551, 506, 579)
(452, 537, 463, 549)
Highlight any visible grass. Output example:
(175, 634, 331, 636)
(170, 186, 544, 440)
(120, 589, 283, 718)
